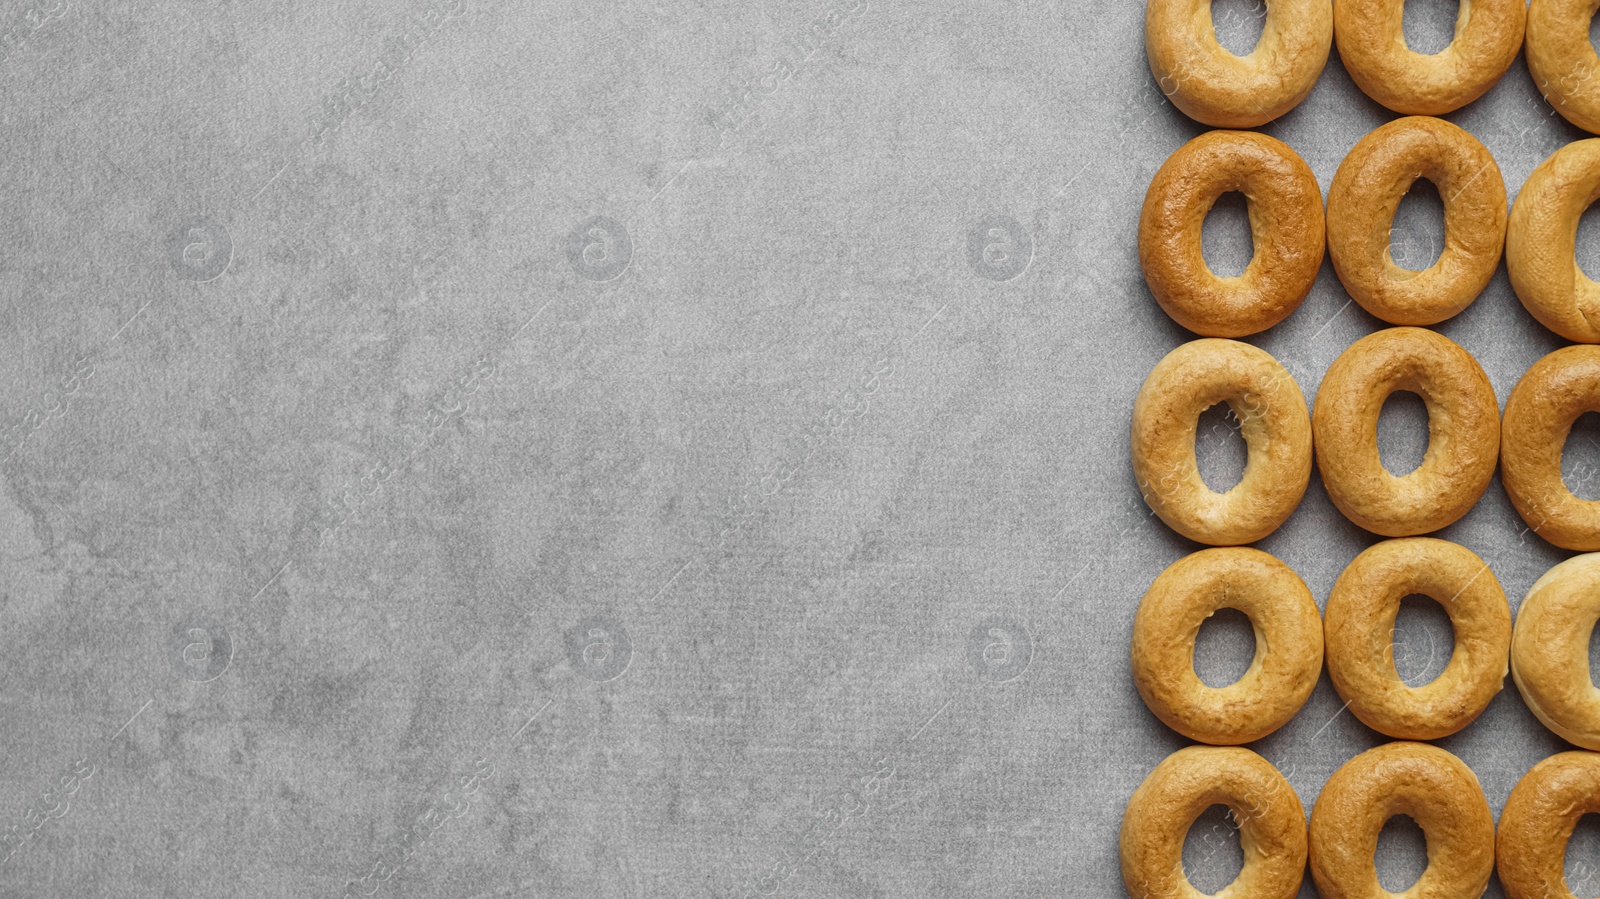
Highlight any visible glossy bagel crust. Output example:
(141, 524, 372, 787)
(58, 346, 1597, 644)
(1511, 555, 1600, 749)
(1324, 538, 1510, 740)
(1133, 340, 1313, 545)
(1326, 117, 1506, 325)
(1502, 346, 1600, 550)
(1497, 752, 1600, 899)
(1309, 742, 1495, 899)
(1312, 328, 1499, 536)
(1146, 0, 1332, 127)
(1122, 746, 1306, 899)
(1333, 0, 1526, 114)
(1527, 0, 1600, 134)
(1133, 548, 1323, 745)
(1507, 140, 1600, 342)
(1141, 131, 1326, 337)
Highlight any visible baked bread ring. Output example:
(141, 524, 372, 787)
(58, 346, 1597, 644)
(1324, 538, 1510, 740)
(1506, 139, 1600, 342)
(1133, 548, 1322, 745)
(1145, 0, 1332, 127)
(1501, 346, 1600, 550)
(1326, 117, 1506, 326)
(1309, 742, 1495, 899)
(1527, 0, 1600, 134)
(1141, 131, 1325, 337)
(1122, 746, 1306, 899)
(1312, 328, 1499, 536)
(1511, 554, 1600, 749)
(1333, 0, 1525, 114)
(1497, 752, 1600, 899)
(1133, 339, 1312, 545)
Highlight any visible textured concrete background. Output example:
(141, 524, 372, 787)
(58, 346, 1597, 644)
(0, 0, 1597, 895)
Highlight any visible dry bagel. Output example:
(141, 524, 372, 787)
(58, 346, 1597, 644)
(1309, 742, 1495, 899)
(1511, 554, 1600, 749)
(1133, 548, 1322, 744)
(1507, 139, 1600, 343)
(1501, 345, 1600, 550)
(1122, 745, 1306, 899)
(1324, 538, 1509, 740)
(1333, 0, 1525, 114)
(1312, 327, 1499, 536)
(1146, 0, 1332, 127)
(1326, 116, 1506, 325)
(1497, 752, 1600, 899)
(1527, 0, 1600, 134)
(1133, 339, 1312, 545)
(1141, 131, 1325, 337)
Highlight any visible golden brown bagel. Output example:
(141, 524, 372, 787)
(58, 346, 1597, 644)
(1122, 746, 1306, 899)
(1527, 0, 1600, 134)
(1133, 340, 1313, 545)
(1309, 742, 1495, 899)
(1507, 139, 1600, 342)
(1133, 548, 1322, 745)
(1146, 0, 1332, 127)
(1312, 328, 1499, 536)
(1501, 346, 1600, 550)
(1326, 117, 1506, 325)
(1324, 538, 1509, 740)
(1141, 132, 1326, 337)
(1333, 0, 1526, 114)
(1497, 752, 1600, 899)
(1511, 555, 1600, 749)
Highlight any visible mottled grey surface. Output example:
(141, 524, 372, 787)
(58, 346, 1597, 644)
(1, 0, 1598, 895)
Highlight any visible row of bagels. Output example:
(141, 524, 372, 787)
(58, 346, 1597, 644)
(1123, 742, 1593, 899)
(1134, 542, 1596, 748)
(1133, 332, 1600, 550)
(1142, 118, 1600, 342)
(1147, 0, 1591, 128)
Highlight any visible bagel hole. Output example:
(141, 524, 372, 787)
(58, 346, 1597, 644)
(1375, 815, 1429, 892)
(1392, 594, 1453, 687)
(1202, 192, 1254, 279)
(1562, 412, 1600, 501)
(1388, 179, 1445, 273)
(1195, 403, 1248, 493)
(1182, 804, 1245, 894)
(1401, 0, 1460, 54)
(1377, 391, 1431, 477)
(1194, 608, 1256, 688)
(1568, 815, 1600, 897)
(1592, 9, 1600, 58)
(1210, 0, 1266, 56)
(1577, 202, 1600, 282)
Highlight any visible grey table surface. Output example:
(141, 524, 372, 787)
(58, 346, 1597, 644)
(0, 0, 1597, 895)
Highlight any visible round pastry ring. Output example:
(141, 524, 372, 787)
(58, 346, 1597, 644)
(1511, 553, 1600, 748)
(1140, 130, 1325, 338)
(1133, 547, 1323, 745)
(1145, 0, 1331, 127)
(1133, 339, 1312, 546)
(1526, 0, 1600, 134)
(1323, 538, 1510, 740)
(1496, 752, 1600, 899)
(1333, 0, 1526, 115)
(1311, 327, 1499, 536)
(1501, 346, 1600, 551)
(1122, 745, 1307, 899)
(1506, 140, 1600, 343)
(1309, 742, 1496, 899)
(1326, 116, 1506, 325)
